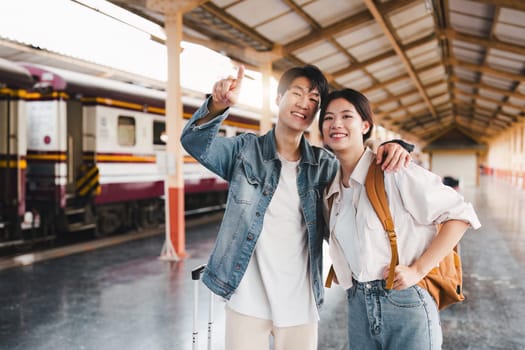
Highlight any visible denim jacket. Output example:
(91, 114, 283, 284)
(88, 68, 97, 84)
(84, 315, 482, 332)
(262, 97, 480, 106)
(181, 97, 338, 308)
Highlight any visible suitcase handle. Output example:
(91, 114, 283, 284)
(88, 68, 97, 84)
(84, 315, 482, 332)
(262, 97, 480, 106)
(192, 264, 213, 350)
(192, 264, 206, 280)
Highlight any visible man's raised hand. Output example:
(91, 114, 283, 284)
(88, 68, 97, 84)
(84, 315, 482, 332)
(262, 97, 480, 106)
(211, 65, 245, 112)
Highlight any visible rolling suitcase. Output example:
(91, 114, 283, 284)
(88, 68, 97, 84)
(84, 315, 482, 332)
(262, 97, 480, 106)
(191, 264, 214, 350)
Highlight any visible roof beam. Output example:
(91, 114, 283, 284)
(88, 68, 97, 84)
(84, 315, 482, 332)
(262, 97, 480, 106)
(200, 2, 274, 49)
(332, 33, 436, 78)
(282, 0, 420, 54)
(472, 0, 525, 11)
(283, 11, 373, 53)
(363, 0, 437, 118)
(443, 29, 525, 56)
(449, 57, 525, 82)
(451, 76, 525, 101)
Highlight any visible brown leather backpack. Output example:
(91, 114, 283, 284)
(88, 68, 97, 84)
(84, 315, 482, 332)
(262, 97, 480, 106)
(365, 161, 465, 310)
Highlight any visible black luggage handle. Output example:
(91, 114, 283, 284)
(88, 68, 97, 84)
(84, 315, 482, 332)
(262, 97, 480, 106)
(192, 263, 212, 350)
(192, 264, 206, 280)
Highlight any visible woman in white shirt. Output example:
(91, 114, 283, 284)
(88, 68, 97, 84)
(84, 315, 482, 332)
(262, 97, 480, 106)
(319, 88, 481, 350)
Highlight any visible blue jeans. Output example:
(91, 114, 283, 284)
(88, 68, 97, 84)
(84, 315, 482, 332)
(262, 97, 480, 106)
(346, 279, 442, 350)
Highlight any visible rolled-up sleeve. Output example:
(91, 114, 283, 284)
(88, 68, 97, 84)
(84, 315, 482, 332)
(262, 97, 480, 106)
(180, 97, 244, 181)
(388, 163, 481, 230)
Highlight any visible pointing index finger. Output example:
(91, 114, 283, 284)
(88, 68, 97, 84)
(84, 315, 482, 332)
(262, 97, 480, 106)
(234, 65, 245, 90)
(236, 65, 245, 82)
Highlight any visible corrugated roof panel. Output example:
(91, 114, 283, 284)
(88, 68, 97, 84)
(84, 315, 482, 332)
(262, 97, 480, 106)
(454, 67, 477, 81)
(449, 12, 492, 37)
(478, 89, 504, 102)
(499, 8, 525, 27)
(456, 82, 475, 95)
(371, 64, 406, 82)
(490, 49, 525, 65)
(451, 39, 483, 53)
(494, 23, 525, 47)
(436, 107, 452, 116)
(502, 105, 521, 115)
(487, 55, 524, 75)
(394, 16, 435, 45)
(449, 0, 492, 18)
(385, 77, 412, 93)
(406, 39, 438, 57)
(256, 12, 310, 44)
(409, 50, 440, 69)
(294, 41, 339, 62)
(386, 81, 415, 95)
(376, 101, 399, 112)
(452, 46, 484, 64)
(213, 0, 238, 6)
(481, 75, 514, 90)
(366, 88, 389, 102)
(335, 23, 383, 48)
(313, 53, 350, 73)
(457, 94, 472, 103)
(427, 83, 448, 97)
(339, 74, 374, 91)
(388, 1, 428, 26)
(408, 103, 427, 114)
(477, 98, 498, 110)
(418, 66, 445, 84)
(508, 97, 525, 108)
(348, 36, 392, 61)
(366, 55, 401, 73)
(400, 93, 421, 105)
(335, 69, 368, 84)
(227, 0, 289, 27)
(303, 0, 365, 27)
(389, 110, 407, 119)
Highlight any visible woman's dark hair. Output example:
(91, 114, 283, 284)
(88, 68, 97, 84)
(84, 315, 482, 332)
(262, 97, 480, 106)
(318, 88, 374, 142)
(277, 65, 329, 105)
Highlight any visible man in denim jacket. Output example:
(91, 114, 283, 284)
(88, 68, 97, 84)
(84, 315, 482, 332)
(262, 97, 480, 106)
(181, 65, 410, 350)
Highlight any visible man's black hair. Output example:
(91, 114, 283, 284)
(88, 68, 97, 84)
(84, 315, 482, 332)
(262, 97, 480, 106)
(277, 65, 329, 104)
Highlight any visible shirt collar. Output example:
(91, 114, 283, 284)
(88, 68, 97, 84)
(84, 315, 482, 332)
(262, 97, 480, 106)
(350, 148, 375, 186)
(325, 147, 376, 200)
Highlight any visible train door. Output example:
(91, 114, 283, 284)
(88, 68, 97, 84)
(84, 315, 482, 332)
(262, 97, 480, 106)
(60, 99, 96, 234)
(66, 100, 83, 194)
(0, 94, 14, 232)
(0, 91, 26, 239)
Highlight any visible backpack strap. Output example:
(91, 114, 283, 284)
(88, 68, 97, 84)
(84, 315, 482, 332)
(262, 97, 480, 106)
(365, 162, 399, 290)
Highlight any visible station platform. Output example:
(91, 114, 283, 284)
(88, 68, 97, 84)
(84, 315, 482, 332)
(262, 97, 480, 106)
(1, 175, 525, 350)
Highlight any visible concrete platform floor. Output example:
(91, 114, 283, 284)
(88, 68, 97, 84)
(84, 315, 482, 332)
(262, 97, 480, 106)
(1, 175, 525, 350)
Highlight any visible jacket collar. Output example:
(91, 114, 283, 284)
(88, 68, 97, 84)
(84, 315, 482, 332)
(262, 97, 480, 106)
(261, 128, 318, 165)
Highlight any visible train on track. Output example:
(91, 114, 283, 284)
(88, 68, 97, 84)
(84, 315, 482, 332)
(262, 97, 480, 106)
(0, 57, 262, 249)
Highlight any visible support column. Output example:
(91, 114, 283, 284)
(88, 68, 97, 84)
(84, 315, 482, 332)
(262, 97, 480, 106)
(160, 10, 186, 260)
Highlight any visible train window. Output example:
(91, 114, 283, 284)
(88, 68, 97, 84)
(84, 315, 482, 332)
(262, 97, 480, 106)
(154, 121, 166, 145)
(218, 128, 226, 137)
(118, 116, 136, 146)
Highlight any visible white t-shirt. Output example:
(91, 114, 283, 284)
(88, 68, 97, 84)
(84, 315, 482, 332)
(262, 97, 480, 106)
(227, 155, 319, 327)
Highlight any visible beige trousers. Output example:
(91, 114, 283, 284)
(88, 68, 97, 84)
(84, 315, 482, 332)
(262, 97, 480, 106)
(225, 305, 318, 350)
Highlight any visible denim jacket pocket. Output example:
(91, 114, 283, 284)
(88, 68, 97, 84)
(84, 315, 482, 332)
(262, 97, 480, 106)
(230, 159, 262, 204)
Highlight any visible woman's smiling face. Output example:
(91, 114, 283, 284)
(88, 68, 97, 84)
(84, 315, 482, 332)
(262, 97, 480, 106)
(321, 97, 370, 153)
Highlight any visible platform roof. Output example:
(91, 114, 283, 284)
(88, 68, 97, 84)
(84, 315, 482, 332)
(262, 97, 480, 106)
(101, 0, 524, 146)
(0, 0, 523, 146)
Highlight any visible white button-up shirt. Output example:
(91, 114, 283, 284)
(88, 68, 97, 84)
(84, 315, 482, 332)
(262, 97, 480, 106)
(323, 148, 481, 290)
